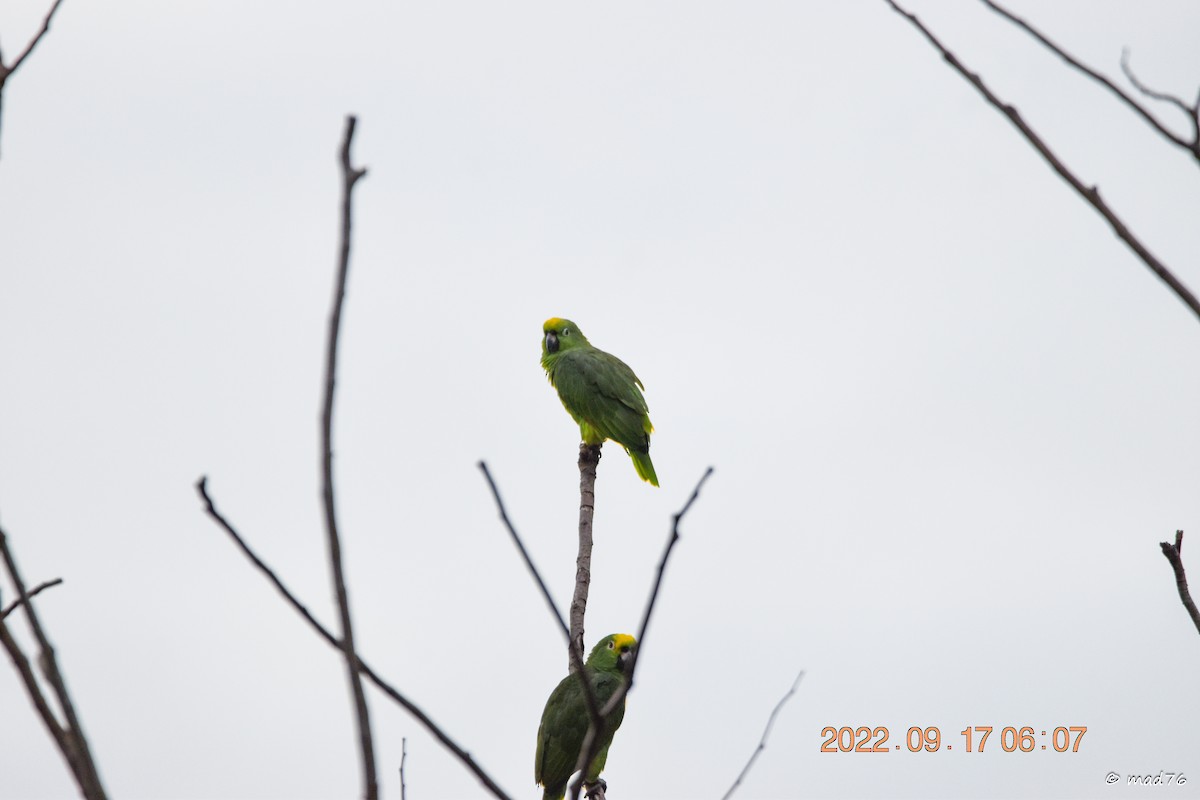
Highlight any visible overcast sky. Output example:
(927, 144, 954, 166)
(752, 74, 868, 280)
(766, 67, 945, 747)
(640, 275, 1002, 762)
(2, 2, 1200, 799)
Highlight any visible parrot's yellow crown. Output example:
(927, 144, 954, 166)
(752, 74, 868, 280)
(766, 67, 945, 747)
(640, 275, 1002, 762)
(608, 633, 636, 651)
(543, 317, 569, 331)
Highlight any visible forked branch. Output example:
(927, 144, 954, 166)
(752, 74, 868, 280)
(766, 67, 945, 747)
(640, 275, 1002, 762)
(195, 115, 519, 800)
(0, 525, 107, 799)
(1160, 531, 1200, 636)
(0, 0, 67, 155)
(883, 0, 1200, 323)
(568, 467, 715, 800)
(980, 0, 1200, 164)
(478, 460, 604, 732)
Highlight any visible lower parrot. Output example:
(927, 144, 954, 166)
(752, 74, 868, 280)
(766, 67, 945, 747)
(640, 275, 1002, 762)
(535, 633, 637, 800)
(540, 318, 658, 486)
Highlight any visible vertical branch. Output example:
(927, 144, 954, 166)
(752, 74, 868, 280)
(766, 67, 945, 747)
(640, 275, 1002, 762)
(322, 114, 377, 800)
(569, 443, 601, 672)
(0, 525, 107, 800)
(1160, 531, 1200, 636)
(399, 738, 407, 800)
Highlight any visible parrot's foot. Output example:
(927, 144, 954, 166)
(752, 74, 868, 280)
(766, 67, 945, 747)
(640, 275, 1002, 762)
(584, 778, 607, 800)
(578, 442, 603, 467)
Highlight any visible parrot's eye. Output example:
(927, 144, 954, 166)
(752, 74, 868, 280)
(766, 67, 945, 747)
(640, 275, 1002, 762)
(606, 641, 614, 650)
(562, 328, 570, 336)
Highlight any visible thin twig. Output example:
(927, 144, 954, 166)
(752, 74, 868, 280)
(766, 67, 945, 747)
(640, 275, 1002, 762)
(1, 577, 63, 620)
(0, 619, 73, 778)
(400, 738, 407, 800)
(196, 478, 332, 634)
(631, 466, 714, 660)
(195, 478, 514, 800)
(322, 113, 377, 800)
(568, 467, 714, 800)
(1160, 530, 1200, 636)
(721, 670, 806, 800)
(570, 444, 601, 672)
(884, 0, 1200, 324)
(0, 525, 107, 799)
(477, 462, 569, 638)
(979, 0, 1199, 162)
(0, 0, 67, 78)
(1119, 49, 1200, 159)
(0, 0, 67, 157)
(1118, 50, 1195, 120)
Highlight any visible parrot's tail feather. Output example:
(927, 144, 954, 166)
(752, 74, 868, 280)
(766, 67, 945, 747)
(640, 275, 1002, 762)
(632, 451, 659, 487)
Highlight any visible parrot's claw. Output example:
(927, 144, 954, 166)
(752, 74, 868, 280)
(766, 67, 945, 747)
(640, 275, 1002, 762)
(584, 778, 608, 800)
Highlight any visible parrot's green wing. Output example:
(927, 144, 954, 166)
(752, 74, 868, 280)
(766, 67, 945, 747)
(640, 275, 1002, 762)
(535, 670, 628, 800)
(535, 675, 588, 798)
(552, 349, 653, 451)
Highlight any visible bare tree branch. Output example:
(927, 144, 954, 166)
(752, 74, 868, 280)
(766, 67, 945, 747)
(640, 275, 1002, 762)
(0, 0, 67, 156)
(477, 461, 569, 639)
(321, 113, 377, 800)
(568, 467, 714, 800)
(979, 0, 1200, 162)
(721, 670, 806, 800)
(1, 577, 63, 620)
(0, 618, 74, 778)
(478, 460, 605, 743)
(1160, 530, 1200, 636)
(560, 446, 612, 798)
(0, 0, 66, 77)
(570, 444, 601, 672)
(0, 525, 107, 799)
(895, 1, 1200, 644)
(195, 477, 515, 800)
(631, 466, 714, 659)
(883, 0, 1200, 324)
(1118, 50, 1195, 120)
(399, 738, 407, 800)
(1118, 49, 1200, 157)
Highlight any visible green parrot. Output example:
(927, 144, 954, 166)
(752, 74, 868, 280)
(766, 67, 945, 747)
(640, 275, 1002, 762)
(540, 318, 658, 486)
(535, 633, 637, 800)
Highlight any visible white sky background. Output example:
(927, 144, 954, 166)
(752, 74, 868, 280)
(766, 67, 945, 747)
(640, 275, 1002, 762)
(2, 1, 1199, 798)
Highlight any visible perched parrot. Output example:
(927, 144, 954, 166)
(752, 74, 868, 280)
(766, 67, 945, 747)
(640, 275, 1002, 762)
(540, 318, 658, 486)
(535, 633, 637, 800)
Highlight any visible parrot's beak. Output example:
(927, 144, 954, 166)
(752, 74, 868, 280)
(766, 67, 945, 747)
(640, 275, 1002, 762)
(545, 331, 559, 354)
